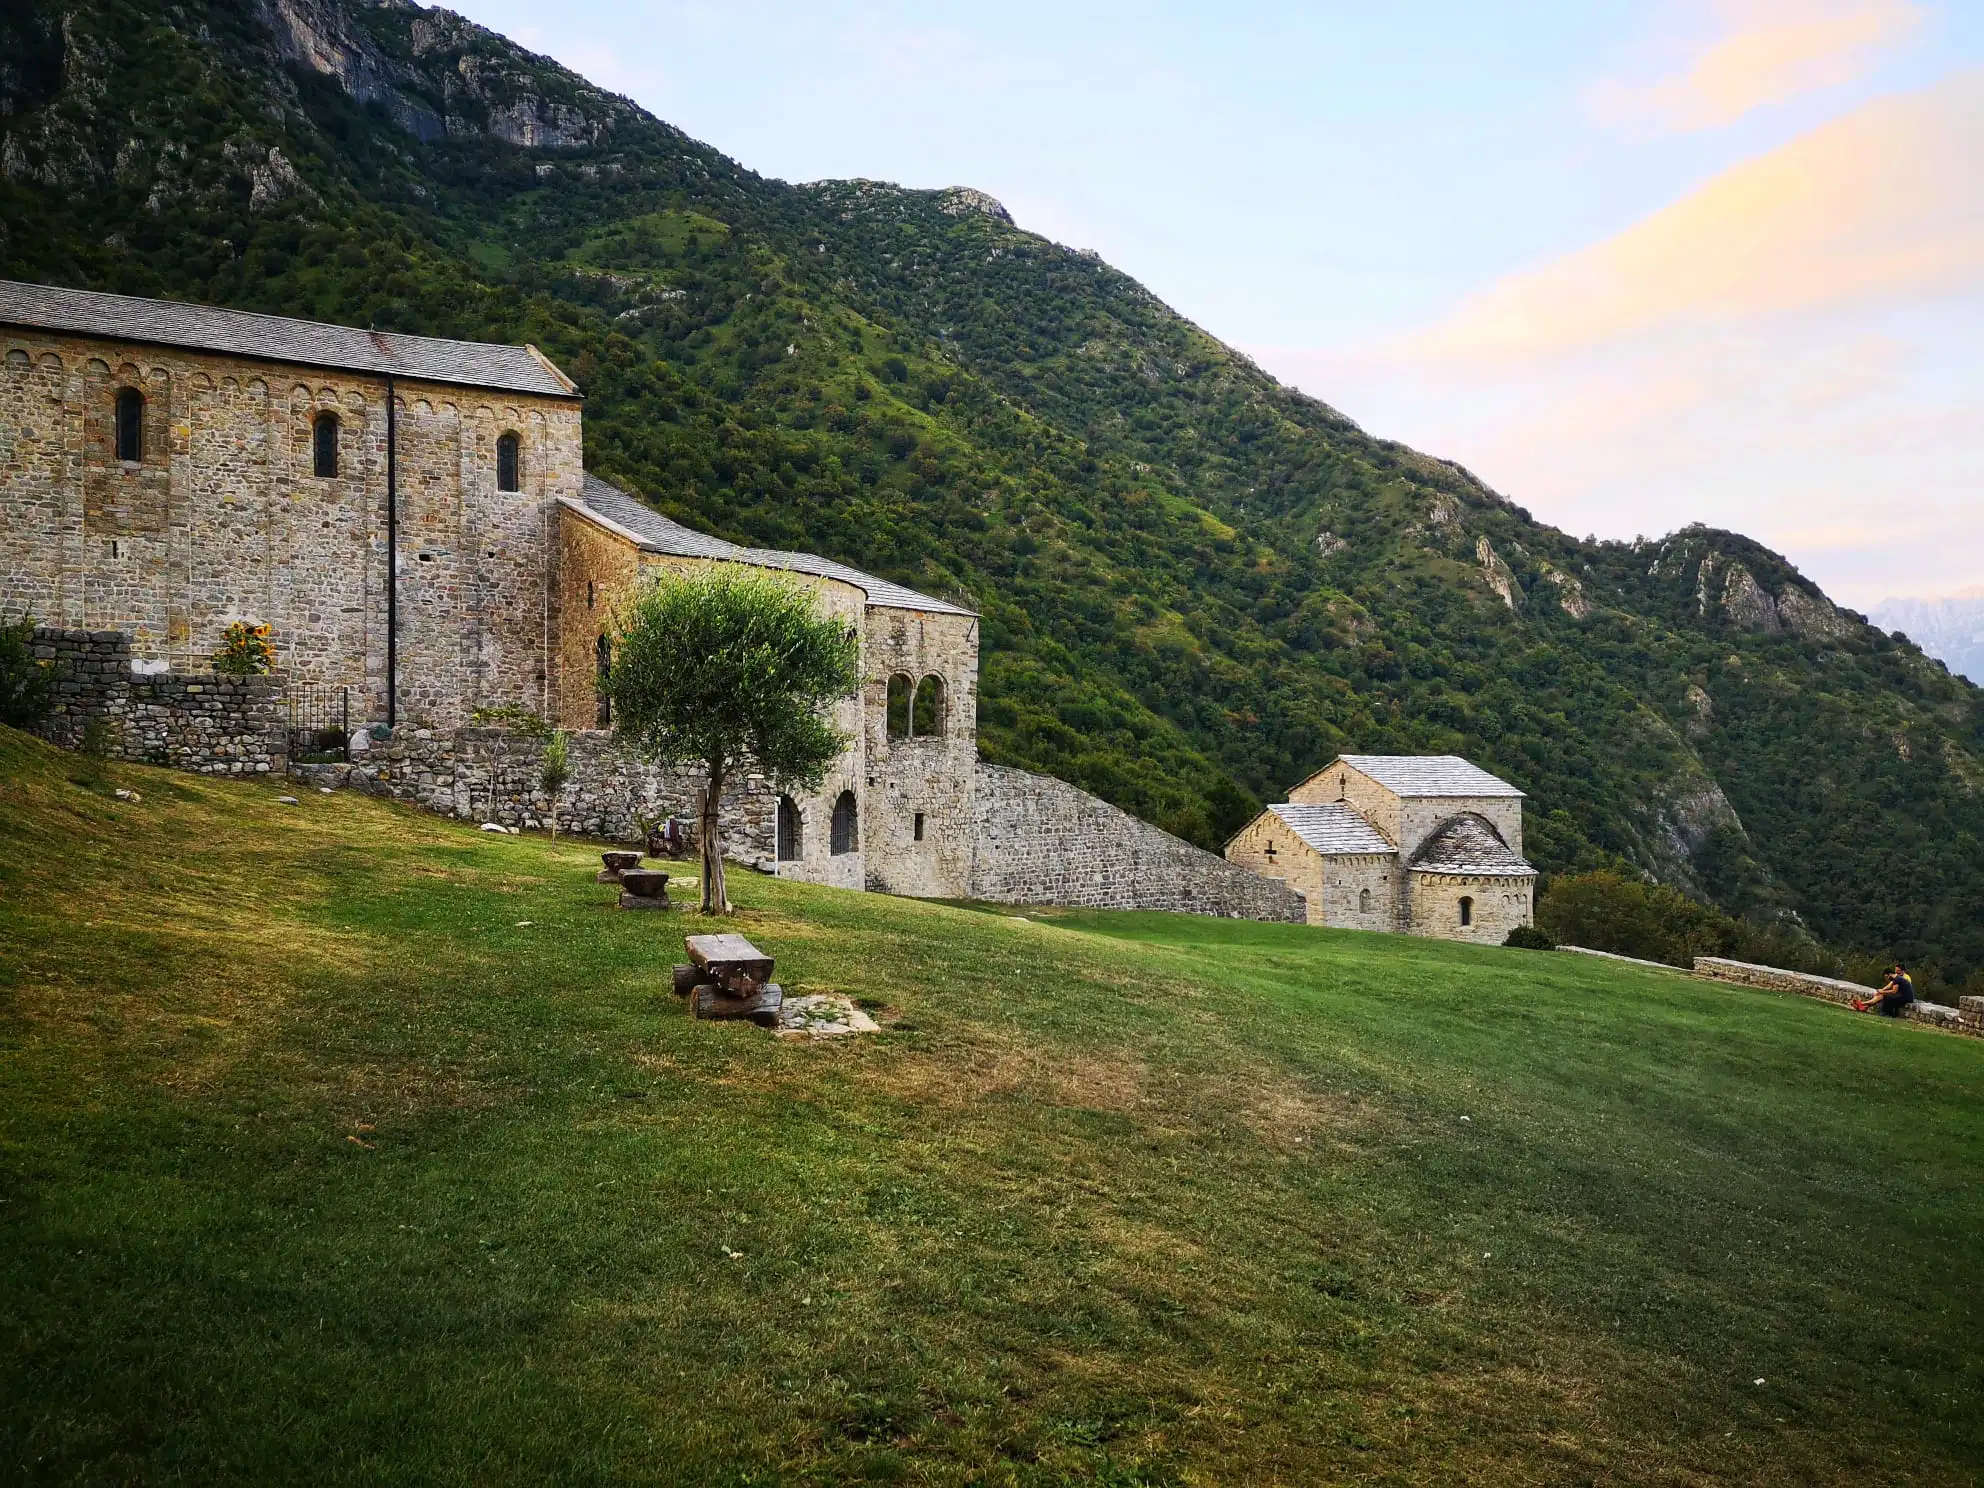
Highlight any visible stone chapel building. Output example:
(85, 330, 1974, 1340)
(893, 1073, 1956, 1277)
(1, 278, 1301, 920)
(1224, 755, 1537, 943)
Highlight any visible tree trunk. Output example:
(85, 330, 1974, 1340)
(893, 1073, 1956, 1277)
(699, 765, 728, 914)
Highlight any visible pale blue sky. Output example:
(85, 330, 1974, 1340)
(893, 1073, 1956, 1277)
(455, 1, 1984, 606)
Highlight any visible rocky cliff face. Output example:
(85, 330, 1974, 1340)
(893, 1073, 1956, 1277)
(256, 0, 638, 148)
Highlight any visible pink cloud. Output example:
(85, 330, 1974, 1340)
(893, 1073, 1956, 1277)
(1409, 69, 1983, 364)
(1591, 0, 1925, 132)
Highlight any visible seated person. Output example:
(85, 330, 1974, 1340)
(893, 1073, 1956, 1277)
(1852, 964, 1915, 1017)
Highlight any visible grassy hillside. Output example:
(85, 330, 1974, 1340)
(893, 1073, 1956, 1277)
(4, 727, 1982, 1484)
(1, 0, 1980, 981)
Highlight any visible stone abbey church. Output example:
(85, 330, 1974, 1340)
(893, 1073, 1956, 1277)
(0, 278, 1530, 938)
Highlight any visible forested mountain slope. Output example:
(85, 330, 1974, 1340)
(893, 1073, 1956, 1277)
(2, 0, 1979, 977)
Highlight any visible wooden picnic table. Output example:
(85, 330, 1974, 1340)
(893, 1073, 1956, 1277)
(679, 933, 782, 1026)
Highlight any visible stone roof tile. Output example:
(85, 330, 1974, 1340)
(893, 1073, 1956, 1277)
(1267, 802, 1396, 856)
(1339, 754, 1524, 798)
(1408, 813, 1535, 876)
(0, 279, 579, 400)
(577, 474, 975, 617)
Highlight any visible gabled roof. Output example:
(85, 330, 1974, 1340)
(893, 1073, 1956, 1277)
(1409, 813, 1535, 876)
(1266, 802, 1395, 856)
(0, 279, 580, 401)
(1338, 754, 1525, 798)
(574, 474, 976, 618)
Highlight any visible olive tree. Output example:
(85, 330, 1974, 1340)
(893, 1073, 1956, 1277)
(605, 568, 860, 914)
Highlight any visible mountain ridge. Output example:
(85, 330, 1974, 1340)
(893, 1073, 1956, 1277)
(2, 0, 1979, 977)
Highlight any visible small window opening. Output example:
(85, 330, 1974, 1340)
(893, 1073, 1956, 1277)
(777, 795, 803, 861)
(1263, 840, 1277, 865)
(587, 580, 596, 611)
(496, 431, 521, 492)
(110, 540, 121, 559)
(114, 387, 143, 463)
(1359, 888, 1372, 914)
(1459, 895, 1474, 927)
(831, 790, 858, 855)
(886, 673, 912, 739)
(595, 633, 612, 728)
(913, 812, 925, 842)
(312, 411, 339, 478)
(911, 673, 945, 737)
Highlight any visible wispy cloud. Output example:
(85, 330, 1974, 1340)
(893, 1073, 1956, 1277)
(1410, 68, 1983, 363)
(1591, 0, 1925, 132)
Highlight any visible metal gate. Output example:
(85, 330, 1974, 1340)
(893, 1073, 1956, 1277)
(288, 683, 351, 762)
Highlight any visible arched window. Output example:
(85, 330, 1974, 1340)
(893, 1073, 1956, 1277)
(594, 633, 612, 728)
(886, 673, 912, 739)
(911, 674, 945, 737)
(1459, 895, 1474, 927)
(776, 795, 802, 861)
(312, 411, 339, 478)
(496, 431, 521, 492)
(114, 387, 144, 463)
(1359, 888, 1372, 914)
(830, 790, 858, 855)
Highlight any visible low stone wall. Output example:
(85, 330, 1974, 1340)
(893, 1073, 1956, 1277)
(345, 726, 776, 862)
(1560, 946, 1689, 973)
(1694, 956, 1977, 1037)
(968, 763, 1307, 922)
(32, 626, 287, 776)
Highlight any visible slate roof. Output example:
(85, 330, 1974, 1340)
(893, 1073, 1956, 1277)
(1338, 754, 1525, 798)
(1408, 813, 1535, 876)
(1266, 803, 1395, 857)
(575, 474, 976, 617)
(0, 279, 579, 401)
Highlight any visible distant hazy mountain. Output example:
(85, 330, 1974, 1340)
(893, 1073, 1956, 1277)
(1871, 595, 1984, 685)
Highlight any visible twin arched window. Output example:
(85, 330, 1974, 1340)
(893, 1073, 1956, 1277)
(886, 672, 947, 740)
(830, 790, 858, 856)
(496, 431, 521, 492)
(114, 388, 144, 463)
(313, 412, 339, 478)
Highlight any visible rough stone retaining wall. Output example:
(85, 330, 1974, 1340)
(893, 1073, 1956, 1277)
(1694, 956, 1978, 1037)
(343, 726, 776, 862)
(32, 626, 286, 775)
(968, 763, 1307, 922)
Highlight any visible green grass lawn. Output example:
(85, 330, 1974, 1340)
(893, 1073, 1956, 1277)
(3, 725, 1981, 1486)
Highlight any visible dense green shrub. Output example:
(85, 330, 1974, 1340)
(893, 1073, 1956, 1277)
(2, 616, 55, 729)
(1536, 871, 1911, 991)
(1504, 925, 1556, 951)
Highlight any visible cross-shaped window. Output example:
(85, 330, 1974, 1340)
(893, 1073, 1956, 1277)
(1264, 841, 1277, 864)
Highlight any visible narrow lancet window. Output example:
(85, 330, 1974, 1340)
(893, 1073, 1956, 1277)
(115, 388, 144, 463)
(496, 432, 521, 492)
(313, 412, 339, 478)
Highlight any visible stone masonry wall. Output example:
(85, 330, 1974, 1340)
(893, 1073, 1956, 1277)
(864, 607, 979, 899)
(347, 725, 776, 860)
(1694, 956, 1978, 1037)
(1223, 812, 1397, 930)
(31, 626, 286, 775)
(969, 763, 1306, 921)
(1408, 871, 1534, 945)
(3, 328, 582, 730)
